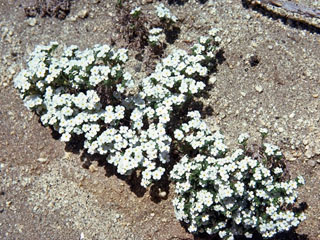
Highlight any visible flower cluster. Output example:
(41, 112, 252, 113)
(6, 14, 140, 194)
(238, 133, 249, 145)
(14, 43, 133, 144)
(155, 3, 177, 23)
(130, 6, 141, 17)
(124, 31, 219, 187)
(14, 30, 220, 188)
(148, 27, 164, 46)
(171, 129, 306, 239)
(174, 111, 227, 157)
(14, 29, 306, 239)
(147, 4, 178, 48)
(260, 127, 268, 139)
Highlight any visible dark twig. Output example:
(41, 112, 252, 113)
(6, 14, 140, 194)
(259, 0, 320, 19)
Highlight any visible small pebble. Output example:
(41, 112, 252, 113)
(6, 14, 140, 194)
(80, 232, 85, 240)
(37, 157, 47, 163)
(69, 16, 77, 22)
(305, 148, 314, 159)
(240, 91, 246, 97)
(78, 9, 89, 19)
(255, 85, 263, 93)
(26, 18, 37, 27)
(89, 164, 98, 173)
(134, 63, 142, 72)
(158, 191, 167, 198)
(209, 76, 217, 85)
(308, 160, 316, 167)
(289, 112, 295, 118)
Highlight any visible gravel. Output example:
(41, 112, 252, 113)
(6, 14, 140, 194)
(0, 0, 319, 239)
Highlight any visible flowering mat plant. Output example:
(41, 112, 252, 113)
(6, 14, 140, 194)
(14, 24, 306, 239)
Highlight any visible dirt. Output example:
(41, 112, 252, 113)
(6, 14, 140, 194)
(24, 0, 71, 19)
(0, 0, 319, 239)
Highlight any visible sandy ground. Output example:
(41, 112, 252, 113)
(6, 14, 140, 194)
(0, 0, 319, 239)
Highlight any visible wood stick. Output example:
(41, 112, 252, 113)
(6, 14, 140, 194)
(259, 0, 320, 19)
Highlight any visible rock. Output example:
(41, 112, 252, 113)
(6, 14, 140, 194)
(308, 160, 316, 167)
(289, 112, 295, 118)
(63, 152, 72, 160)
(284, 151, 296, 161)
(78, 9, 89, 19)
(209, 76, 217, 85)
(240, 91, 246, 97)
(1, 27, 8, 40)
(207, 0, 215, 6)
(158, 191, 167, 198)
(69, 16, 77, 21)
(37, 157, 48, 163)
(305, 148, 314, 159)
(26, 18, 37, 27)
(80, 232, 85, 240)
(255, 85, 263, 93)
(89, 164, 98, 173)
(209, 8, 217, 14)
(134, 63, 142, 72)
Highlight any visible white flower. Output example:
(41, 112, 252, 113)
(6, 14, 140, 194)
(174, 129, 184, 140)
(130, 6, 141, 15)
(149, 27, 163, 35)
(259, 128, 268, 134)
(208, 28, 220, 37)
(61, 132, 71, 142)
(155, 3, 177, 22)
(297, 176, 305, 185)
(238, 133, 249, 144)
(244, 232, 253, 238)
(188, 224, 197, 233)
(218, 230, 227, 238)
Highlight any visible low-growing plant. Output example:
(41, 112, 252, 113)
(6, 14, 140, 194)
(14, 42, 133, 143)
(14, 27, 306, 239)
(116, 2, 180, 52)
(170, 128, 306, 239)
(148, 27, 165, 47)
(14, 29, 220, 188)
(115, 3, 149, 50)
(156, 3, 178, 24)
(154, 3, 181, 45)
